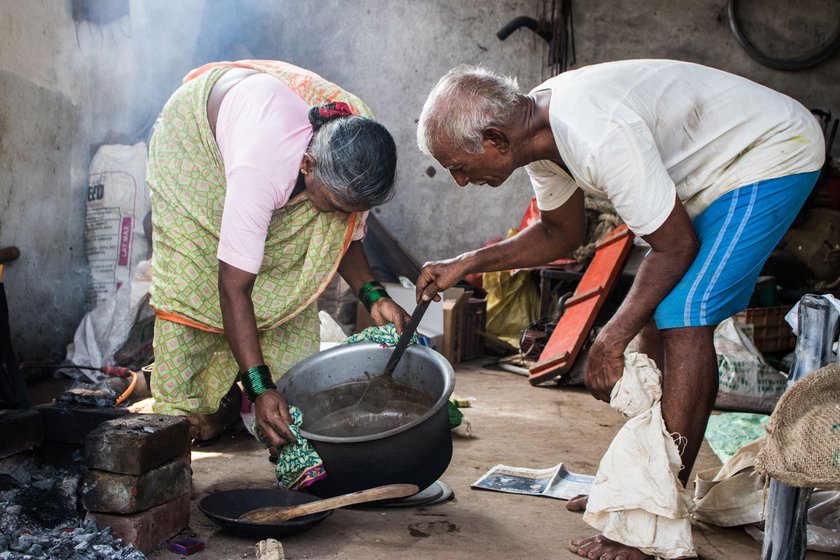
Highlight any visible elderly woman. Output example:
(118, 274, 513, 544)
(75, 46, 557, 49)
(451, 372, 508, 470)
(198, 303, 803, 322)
(147, 60, 409, 447)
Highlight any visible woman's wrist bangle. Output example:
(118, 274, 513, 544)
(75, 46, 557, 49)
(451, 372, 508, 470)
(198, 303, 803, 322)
(359, 281, 390, 313)
(359, 281, 384, 298)
(362, 289, 390, 313)
(240, 365, 274, 402)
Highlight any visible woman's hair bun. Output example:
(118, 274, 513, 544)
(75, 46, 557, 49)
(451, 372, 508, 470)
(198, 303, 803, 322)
(308, 101, 354, 131)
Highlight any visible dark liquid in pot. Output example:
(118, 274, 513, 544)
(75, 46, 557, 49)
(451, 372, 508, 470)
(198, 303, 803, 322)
(302, 380, 437, 438)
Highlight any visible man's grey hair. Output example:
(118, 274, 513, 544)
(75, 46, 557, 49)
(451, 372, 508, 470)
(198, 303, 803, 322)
(417, 65, 525, 156)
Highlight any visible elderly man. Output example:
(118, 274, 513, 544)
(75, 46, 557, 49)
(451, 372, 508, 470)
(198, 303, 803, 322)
(415, 59, 824, 559)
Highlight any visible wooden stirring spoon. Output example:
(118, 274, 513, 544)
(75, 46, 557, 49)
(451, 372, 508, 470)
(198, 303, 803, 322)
(238, 484, 420, 524)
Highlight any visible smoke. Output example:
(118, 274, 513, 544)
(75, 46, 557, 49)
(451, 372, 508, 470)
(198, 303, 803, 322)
(65, 0, 265, 147)
(0, 0, 276, 361)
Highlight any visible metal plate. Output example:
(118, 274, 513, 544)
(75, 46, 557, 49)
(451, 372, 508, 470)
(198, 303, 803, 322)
(355, 480, 454, 509)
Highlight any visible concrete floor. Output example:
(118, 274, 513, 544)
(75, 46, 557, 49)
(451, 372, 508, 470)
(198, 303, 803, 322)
(142, 360, 836, 560)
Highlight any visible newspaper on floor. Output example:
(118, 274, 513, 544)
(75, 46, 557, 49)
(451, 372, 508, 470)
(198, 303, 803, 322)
(471, 463, 594, 500)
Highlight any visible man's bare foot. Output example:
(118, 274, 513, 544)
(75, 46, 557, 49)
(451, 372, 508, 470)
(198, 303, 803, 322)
(569, 534, 650, 559)
(566, 494, 589, 512)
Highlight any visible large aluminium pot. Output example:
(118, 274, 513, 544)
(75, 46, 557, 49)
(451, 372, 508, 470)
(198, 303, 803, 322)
(276, 342, 455, 498)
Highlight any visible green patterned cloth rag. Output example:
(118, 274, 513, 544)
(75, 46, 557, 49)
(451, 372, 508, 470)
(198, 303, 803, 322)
(345, 323, 418, 346)
(252, 405, 326, 489)
(448, 400, 463, 429)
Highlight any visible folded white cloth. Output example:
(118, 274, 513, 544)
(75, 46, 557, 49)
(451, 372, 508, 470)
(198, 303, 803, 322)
(583, 352, 696, 559)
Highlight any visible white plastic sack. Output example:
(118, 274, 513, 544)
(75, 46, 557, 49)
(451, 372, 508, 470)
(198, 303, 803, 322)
(584, 352, 696, 559)
(714, 318, 787, 413)
(85, 143, 150, 309)
(319, 310, 348, 351)
(693, 437, 766, 527)
(693, 435, 840, 554)
(65, 259, 152, 367)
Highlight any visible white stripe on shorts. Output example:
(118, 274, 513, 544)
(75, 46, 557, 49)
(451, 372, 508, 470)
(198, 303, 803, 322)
(699, 183, 758, 323)
(682, 188, 740, 325)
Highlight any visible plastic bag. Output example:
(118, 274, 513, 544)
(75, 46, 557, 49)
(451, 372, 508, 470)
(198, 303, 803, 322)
(807, 491, 840, 554)
(714, 318, 788, 413)
(84, 143, 150, 308)
(704, 412, 769, 464)
(743, 491, 840, 554)
(483, 229, 539, 346)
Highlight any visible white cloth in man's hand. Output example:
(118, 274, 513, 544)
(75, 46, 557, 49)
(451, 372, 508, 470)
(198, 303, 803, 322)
(583, 352, 696, 559)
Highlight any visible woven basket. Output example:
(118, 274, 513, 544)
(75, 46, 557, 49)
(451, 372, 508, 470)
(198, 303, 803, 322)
(733, 306, 796, 353)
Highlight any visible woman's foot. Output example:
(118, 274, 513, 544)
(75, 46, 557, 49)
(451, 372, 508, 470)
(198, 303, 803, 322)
(566, 494, 589, 512)
(569, 534, 650, 559)
(188, 386, 242, 444)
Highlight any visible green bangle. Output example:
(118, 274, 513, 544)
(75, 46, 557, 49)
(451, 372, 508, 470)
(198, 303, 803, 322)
(362, 288, 390, 313)
(241, 365, 274, 402)
(359, 281, 384, 299)
(360, 281, 390, 313)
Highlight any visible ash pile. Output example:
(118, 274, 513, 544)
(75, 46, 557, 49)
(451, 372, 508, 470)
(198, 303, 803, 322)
(0, 458, 144, 560)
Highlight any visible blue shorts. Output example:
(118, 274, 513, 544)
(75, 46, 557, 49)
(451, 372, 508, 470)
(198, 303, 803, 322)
(654, 171, 819, 329)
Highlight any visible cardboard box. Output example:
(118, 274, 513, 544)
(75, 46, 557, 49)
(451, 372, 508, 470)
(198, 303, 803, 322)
(442, 290, 468, 363)
(355, 283, 471, 363)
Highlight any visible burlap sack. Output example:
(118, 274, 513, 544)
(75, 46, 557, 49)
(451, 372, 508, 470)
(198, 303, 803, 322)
(755, 363, 840, 489)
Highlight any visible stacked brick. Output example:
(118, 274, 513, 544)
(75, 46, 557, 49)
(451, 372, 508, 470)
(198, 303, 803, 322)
(83, 414, 192, 554)
(0, 409, 43, 491)
(0, 409, 43, 461)
(34, 404, 128, 467)
(1, 405, 131, 470)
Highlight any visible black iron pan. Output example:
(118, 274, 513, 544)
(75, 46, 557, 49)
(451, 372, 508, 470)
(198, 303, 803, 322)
(198, 487, 332, 539)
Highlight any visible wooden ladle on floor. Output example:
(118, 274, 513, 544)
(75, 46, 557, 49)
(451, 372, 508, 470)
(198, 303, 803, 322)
(238, 484, 420, 523)
(356, 298, 432, 413)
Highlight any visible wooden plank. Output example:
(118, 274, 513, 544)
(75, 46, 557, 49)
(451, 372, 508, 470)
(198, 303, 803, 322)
(563, 286, 602, 307)
(528, 225, 634, 386)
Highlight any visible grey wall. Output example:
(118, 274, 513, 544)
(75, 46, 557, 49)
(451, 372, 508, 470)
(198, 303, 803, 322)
(245, 0, 548, 265)
(0, 0, 208, 361)
(253, 0, 840, 268)
(1, 0, 839, 361)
